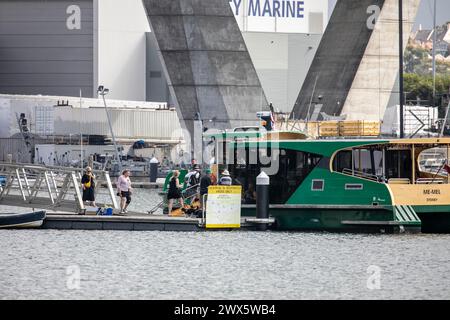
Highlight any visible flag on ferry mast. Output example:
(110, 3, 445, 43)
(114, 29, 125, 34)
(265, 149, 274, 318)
(269, 103, 277, 131)
(444, 160, 450, 174)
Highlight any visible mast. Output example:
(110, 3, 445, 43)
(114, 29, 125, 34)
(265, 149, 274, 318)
(432, 0, 437, 103)
(80, 89, 83, 171)
(399, 0, 405, 138)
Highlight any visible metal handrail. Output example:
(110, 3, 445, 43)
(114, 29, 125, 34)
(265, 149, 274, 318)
(0, 162, 118, 213)
(201, 194, 208, 225)
(181, 183, 200, 202)
(416, 178, 445, 184)
(148, 200, 164, 214)
(0, 162, 107, 175)
(342, 168, 379, 181)
(388, 178, 411, 184)
(183, 183, 200, 193)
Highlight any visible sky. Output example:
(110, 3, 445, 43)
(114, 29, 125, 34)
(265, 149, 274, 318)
(414, 0, 450, 30)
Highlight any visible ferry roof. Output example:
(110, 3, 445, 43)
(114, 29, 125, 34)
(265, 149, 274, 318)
(264, 137, 450, 144)
(232, 136, 450, 157)
(203, 130, 261, 139)
(204, 130, 450, 145)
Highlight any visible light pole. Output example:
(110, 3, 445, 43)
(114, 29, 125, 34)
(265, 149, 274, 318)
(399, 0, 405, 138)
(98, 85, 122, 172)
(193, 112, 203, 164)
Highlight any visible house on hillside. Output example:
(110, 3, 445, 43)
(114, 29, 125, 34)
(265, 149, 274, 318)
(411, 22, 450, 57)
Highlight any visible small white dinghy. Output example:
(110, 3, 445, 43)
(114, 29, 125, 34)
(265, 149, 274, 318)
(0, 211, 46, 229)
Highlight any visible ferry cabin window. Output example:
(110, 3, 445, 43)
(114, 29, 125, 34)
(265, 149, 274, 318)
(229, 147, 322, 204)
(231, 147, 260, 196)
(353, 149, 383, 176)
(333, 148, 383, 179)
(312, 180, 324, 191)
(333, 150, 352, 173)
(385, 150, 412, 180)
(264, 149, 322, 203)
(334, 148, 412, 182)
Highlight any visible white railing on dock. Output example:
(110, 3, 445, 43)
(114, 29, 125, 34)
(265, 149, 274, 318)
(0, 162, 118, 213)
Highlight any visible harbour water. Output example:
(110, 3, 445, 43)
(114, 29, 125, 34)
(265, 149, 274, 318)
(1, 190, 450, 300)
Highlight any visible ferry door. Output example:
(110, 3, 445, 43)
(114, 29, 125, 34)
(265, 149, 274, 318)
(384, 149, 413, 182)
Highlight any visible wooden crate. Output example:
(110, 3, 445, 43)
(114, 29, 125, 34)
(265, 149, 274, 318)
(339, 121, 380, 137)
(361, 121, 381, 136)
(339, 121, 361, 136)
(319, 121, 340, 137)
(305, 122, 320, 138)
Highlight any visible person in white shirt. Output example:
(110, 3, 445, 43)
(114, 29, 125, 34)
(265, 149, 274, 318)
(184, 164, 201, 199)
(117, 169, 132, 214)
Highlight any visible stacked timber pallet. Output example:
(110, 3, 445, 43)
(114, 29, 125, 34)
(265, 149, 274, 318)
(339, 121, 380, 137)
(305, 121, 380, 138)
(319, 121, 340, 137)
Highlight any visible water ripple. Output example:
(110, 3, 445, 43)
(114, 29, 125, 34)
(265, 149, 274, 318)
(1, 190, 450, 300)
(1, 229, 450, 300)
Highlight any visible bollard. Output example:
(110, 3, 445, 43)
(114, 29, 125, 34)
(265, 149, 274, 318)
(149, 157, 159, 183)
(256, 171, 270, 231)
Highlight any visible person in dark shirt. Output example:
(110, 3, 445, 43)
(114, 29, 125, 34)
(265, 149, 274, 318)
(244, 183, 257, 204)
(167, 170, 184, 215)
(199, 169, 212, 209)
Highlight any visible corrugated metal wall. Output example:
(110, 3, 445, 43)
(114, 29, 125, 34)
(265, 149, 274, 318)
(0, 138, 32, 162)
(53, 107, 182, 140)
(0, 0, 94, 97)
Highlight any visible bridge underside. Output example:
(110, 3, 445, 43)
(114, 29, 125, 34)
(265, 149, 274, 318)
(292, 0, 387, 120)
(292, 0, 420, 121)
(142, 0, 268, 138)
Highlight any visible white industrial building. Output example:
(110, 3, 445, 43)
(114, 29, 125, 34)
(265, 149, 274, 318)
(0, 0, 334, 163)
(0, 0, 333, 110)
(0, 0, 333, 123)
(0, 94, 183, 163)
(0, 94, 178, 140)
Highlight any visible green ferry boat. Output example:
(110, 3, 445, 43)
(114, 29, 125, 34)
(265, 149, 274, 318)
(164, 130, 450, 233)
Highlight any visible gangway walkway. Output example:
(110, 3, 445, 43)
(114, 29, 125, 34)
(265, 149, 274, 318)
(0, 162, 118, 213)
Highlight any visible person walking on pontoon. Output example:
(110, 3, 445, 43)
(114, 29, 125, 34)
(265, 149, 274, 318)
(167, 170, 184, 215)
(81, 166, 96, 207)
(117, 169, 132, 215)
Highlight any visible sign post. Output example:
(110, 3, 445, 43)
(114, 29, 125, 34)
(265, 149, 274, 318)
(206, 186, 242, 229)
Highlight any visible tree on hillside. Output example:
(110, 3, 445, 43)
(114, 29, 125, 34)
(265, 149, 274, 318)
(404, 73, 450, 103)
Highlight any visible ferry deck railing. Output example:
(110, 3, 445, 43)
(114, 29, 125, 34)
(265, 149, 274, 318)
(342, 168, 380, 182)
(416, 178, 445, 184)
(0, 162, 118, 213)
(340, 168, 447, 185)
